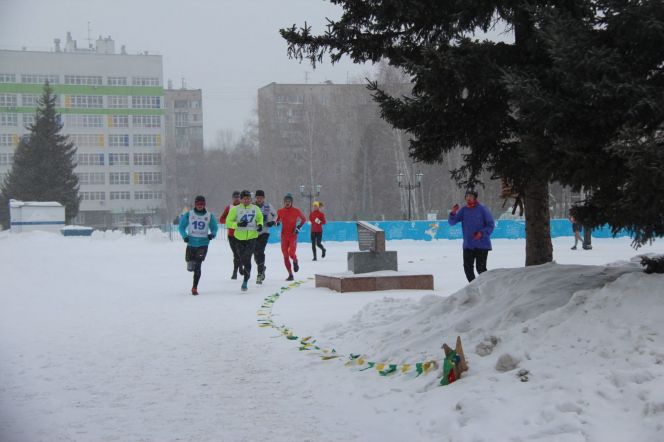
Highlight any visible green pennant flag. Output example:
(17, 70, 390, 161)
(359, 362, 376, 371)
(439, 350, 457, 386)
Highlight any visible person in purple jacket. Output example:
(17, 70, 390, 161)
(448, 189, 495, 282)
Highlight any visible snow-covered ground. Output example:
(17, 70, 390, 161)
(1, 230, 663, 442)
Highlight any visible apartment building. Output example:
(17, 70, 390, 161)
(163, 85, 204, 216)
(0, 33, 165, 227)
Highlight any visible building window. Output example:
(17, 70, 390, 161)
(21, 94, 39, 106)
(108, 134, 130, 147)
(22, 114, 35, 127)
(80, 191, 105, 201)
(132, 115, 161, 128)
(0, 114, 18, 127)
(0, 153, 14, 166)
(0, 134, 18, 146)
(131, 77, 160, 86)
(175, 112, 189, 126)
(0, 73, 16, 83)
(65, 114, 104, 128)
(134, 190, 162, 200)
(75, 153, 104, 166)
(133, 152, 161, 166)
(108, 96, 129, 109)
(21, 74, 59, 84)
(77, 172, 105, 185)
(133, 134, 160, 147)
(110, 172, 130, 185)
(134, 172, 161, 185)
(0, 94, 17, 107)
(132, 96, 161, 109)
(64, 75, 103, 86)
(66, 95, 103, 108)
(174, 100, 188, 108)
(109, 115, 129, 128)
(109, 153, 129, 166)
(107, 77, 127, 86)
(69, 133, 104, 147)
(110, 191, 131, 200)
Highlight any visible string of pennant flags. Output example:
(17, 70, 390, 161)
(257, 278, 455, 382)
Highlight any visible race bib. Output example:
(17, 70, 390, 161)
(188, 211, 210, 237)
(236, 205, 257, 230)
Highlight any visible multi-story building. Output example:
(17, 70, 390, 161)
(258, 82, 401, 219)
(0, 33, 166, 227)
(163, 85, 204, 217)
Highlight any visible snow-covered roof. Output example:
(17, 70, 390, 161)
(9, 199, 63, 208)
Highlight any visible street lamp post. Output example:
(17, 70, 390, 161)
(397, 172, 424, 220)
(299, 184, 322, 211)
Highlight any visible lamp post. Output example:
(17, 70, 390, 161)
(299, 184, 321, 211)
(397, 172, 424, 220)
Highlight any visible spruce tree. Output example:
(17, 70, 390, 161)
(281, 0, 664, 263)
(0, 82, 80, 228)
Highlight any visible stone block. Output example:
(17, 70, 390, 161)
(347, 250, 398, 274)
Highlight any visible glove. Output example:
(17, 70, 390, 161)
(257, 224, 263, 232)
(315, 217, 321, 224)
(207, 234, 214, 240)
(293, 224, 302, 234)
(473, 231, 482, 240)
(450, 204, 459, 216)
(237, 220, 248, 228)
(183, 236, 189, 243)
(267, 221, 275, 227)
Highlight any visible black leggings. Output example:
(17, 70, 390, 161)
(228, 236, 241, 271)
(311, 231, 325, 258)
(463, 248, 489, 282)
(186, 245, 208, 288)
(236, 239, 256, 282)
(253, 234, 269, 273)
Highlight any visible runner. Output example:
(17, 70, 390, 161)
(226, 190, 264, 291)
(253, 189, 277, 284)
(178, 195, 218, 295)
(276, 193, 306, 281)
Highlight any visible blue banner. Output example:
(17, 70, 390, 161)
(265, 219, 629, 243)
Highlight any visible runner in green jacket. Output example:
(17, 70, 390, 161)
(226, 190, 264, 291)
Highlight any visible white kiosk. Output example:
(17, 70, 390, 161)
(9, 200, 65, 233)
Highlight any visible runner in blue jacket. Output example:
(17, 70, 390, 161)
(448, 189, 495, 282)
(179, 195, 219, 295)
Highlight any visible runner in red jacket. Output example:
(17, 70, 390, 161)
(309, 201, 327, 261)
(276, 193, 306, 281)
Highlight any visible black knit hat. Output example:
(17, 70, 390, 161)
(465, 189, 478, 198)
(283, 193, 293, 202)
(194, 195, 206, 203)
(231, 190, 240, 198)
(240, 190, 251, 199)
(255, 189, 265, 197)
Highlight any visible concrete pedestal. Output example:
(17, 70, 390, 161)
(315, 272, 434, 293)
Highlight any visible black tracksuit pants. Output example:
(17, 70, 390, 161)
(185, 245, 208, 288)
(463, 248, 489, 282)
(254, 234, 269, 274)
(236, 239, 256, 282)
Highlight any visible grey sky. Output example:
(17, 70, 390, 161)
(0, 0, 373, 145)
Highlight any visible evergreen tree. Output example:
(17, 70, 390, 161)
(281, 0, 664, 264)
(505, 1, 664, 247)
(0, 82, 80, 227)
